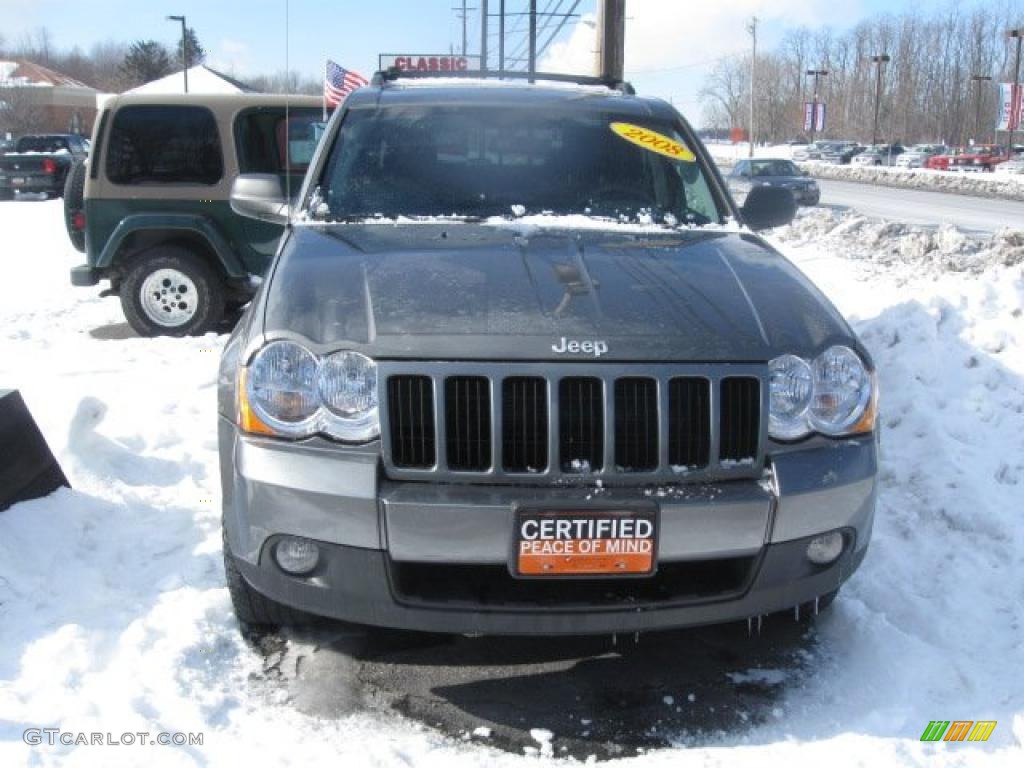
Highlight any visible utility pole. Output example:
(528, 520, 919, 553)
(480, 0, 488, 70)
(871, 54, 890, 146)
(806, 68, 828, 145)
(971, 75, 992, 144)
(748, 16, 758, 157)
(452, 1, 478, 57)
(528, 0, 537, 81)
(498, 0, 505, 75)
(166, 15, 188, 93)
(596, 0, 625, 82)
(1009, 29, 1023, 152)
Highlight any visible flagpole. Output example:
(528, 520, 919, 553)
(323, 59, 328, 121)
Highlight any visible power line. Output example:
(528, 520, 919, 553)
(536, 0, 583, 60)
(506, 0, 562, 68)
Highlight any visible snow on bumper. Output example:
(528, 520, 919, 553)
(220, 418, 876, 633)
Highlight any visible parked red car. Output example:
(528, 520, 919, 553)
(926, 145, 1009, 172)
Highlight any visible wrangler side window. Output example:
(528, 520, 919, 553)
(106, 105, 223, 185)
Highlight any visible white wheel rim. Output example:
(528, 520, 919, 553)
(140, 269, 199, 327)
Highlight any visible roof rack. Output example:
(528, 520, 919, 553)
(371, 68, 636, 95)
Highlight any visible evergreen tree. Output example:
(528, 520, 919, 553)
(177, 27, 205, 69)
(120, 40, 173, 87)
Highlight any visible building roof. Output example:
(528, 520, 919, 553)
(126, 65, 257, 95)
(0, 60, 94, 89)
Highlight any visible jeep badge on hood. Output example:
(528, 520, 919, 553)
(552, 337, 608, 357)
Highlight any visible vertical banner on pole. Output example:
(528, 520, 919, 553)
(804, 102, 827, 133)
(997, 83, 1022, 131)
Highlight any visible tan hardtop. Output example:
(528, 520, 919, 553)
(100, 92, 322, 114)
(89, 93, 324, 201)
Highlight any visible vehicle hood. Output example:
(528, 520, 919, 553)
(256, 223, 859, 363)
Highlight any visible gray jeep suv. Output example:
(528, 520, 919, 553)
(218, 72, 878, 635)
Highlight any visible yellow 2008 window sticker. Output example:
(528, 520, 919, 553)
(610, 122, 696, 162)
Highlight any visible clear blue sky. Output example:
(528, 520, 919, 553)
(1, 0, 997, 108)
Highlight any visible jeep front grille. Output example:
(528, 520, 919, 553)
(381, 363, 766, 485)
(444, 376, 491, 471)
(501, 377, 548, 473)
(387, 375, 436, 468)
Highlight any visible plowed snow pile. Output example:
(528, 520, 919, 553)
(1, 200, 1022, 766)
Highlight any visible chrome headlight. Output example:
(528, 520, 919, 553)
(769, 354, 814, 440)
(245, 340, 320, 437)
(317, 351, 379, 441)
(808, 346, 873, 435)
(240, 341, 380, 442)
(768, 346, 876, 440)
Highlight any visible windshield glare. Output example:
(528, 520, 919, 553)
(310, 106, 722, 227)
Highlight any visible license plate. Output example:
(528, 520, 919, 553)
(11, 177, 25, 186)
(514, 507, 658, 577)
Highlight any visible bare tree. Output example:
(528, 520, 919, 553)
(700, 1, 1024, 145)
(0, 87, 48, 135)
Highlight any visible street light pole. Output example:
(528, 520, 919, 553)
(871, 54, 890, 145)
(970, 75, 992, 144)
(748, 16, 758, 158)
(806, 69, 828, 144)
(166, 15, 188, 93)
(1010, 29, 1023, 152)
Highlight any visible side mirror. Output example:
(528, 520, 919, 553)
(230, 174, 289, 225)
(740, 185, 796, 231)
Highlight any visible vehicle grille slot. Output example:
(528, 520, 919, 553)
(614, 378, 658, 471)
(387, 375, 436, 468)
(668, 377, 710, 469)
(502, 377, 548, 473)
(559, 377, 604, 472)
(719, 377, 760, 464)
(445, 376, 491, 471)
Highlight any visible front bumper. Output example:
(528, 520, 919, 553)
(221, 418, 877, 634)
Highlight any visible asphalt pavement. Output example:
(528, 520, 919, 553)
(254, 616, 820, 759)
(815, 177, 1023, 234)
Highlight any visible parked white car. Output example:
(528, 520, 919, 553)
(896, 144, 947, 169)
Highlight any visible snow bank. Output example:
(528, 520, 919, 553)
(776, 207, 1024, 274)
(794, 162, 1024, 202)
(1, 199, 1022, 766)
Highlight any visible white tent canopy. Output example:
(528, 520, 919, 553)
(126, 65, 252, 95)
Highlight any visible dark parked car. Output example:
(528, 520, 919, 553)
(728, 158, 820, 206)
(821, 142, 865, 165)
(0, 134, 88, 199)
(217, 71, 878, 636)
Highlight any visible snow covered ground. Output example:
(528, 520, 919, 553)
(1, 199, 1023, 766)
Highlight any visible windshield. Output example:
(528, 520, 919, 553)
(16, 136, 70, 153)
(310, 105, 722, 227)
(750, 159, 799, 177)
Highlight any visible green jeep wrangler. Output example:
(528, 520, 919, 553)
(67, 93, 324, 336)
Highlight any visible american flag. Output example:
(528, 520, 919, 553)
(324, 60, 368, 107)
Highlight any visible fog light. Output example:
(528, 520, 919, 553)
(806, 531, 844, 565)
(275, 537, 320, 575)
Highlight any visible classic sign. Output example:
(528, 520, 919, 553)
(379, 54, 481, 72)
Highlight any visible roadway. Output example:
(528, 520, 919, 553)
(815, 178, 1023, 234)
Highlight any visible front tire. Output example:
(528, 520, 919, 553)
(120, 246, 224, 337)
